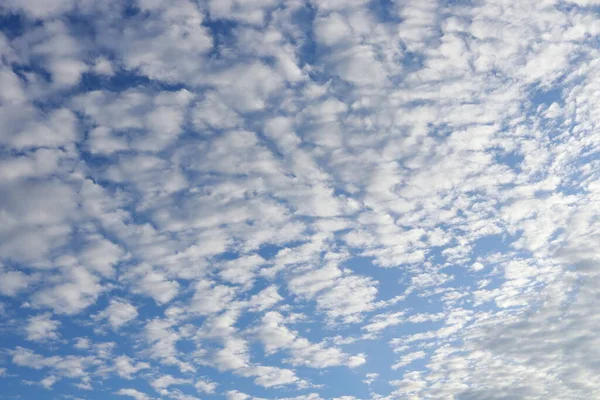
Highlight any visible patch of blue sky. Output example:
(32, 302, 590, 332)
(494, 150, 525, 172)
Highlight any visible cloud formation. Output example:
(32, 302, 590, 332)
(0, 0, 599, 399)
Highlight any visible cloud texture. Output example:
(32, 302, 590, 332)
(1, 0, 600, 399)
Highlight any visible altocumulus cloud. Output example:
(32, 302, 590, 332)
(0, 0, 600, 399)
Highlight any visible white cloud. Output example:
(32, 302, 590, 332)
(245, 285, 283, 312)
(207, 0, 278, 25)
(2, 0, 78, 19)
(250, 311, 365, 368)
(0, 179, 77, 265)
(151, 374, 191, 395)
(115, 388, 151, 400)
(240, 365, 301, 388)
(391, 351, 426, 370)
(40, 374, 59, 389)
(0, 269, 32, 297)
(25, 313, 60, 342)
(1, 0, 600, 399)
(144, 318, 193, 372)
(102, 0, 212, 83)
(313, 274, 378, 323)
(218, 254, 266, 289)
(327, 44, 387, 86)
(32, 267, 104, 315)
(314, 13, 353, 47)
(78, 235, 125, 278)
(73, 88, 194, 153)
(1, 107, 78, 150)
(113, 355, 150, 380)
(95, 299, 138, 330)
(194, 377, 217, 394)
(129, 267, 180, 305)
(189, 279, 237, 315)
(363, 372, 378, 385)
(226, 390, 250, 400)
(11, 347, 94, 382)
(192, 91, 242, 132)
(362, 312, 405, 333)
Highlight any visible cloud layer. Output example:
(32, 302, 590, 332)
(1, 0, 599, 399)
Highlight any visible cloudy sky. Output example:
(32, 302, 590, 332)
(0, 0, 599, 399)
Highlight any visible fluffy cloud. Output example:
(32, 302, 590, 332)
(113, 355, 150, 380)
(287, 262, 378, 323)
(1, 0, 599, 399)
(31, 267, 105, 315)
(95, 299, 138, 330)
(250, 311, 366, 368)
(25, 313, 61, 342)
(194, 377, 217, 394)
(0, 269, 32, 297)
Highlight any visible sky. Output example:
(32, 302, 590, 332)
(0, 0, 599, 399)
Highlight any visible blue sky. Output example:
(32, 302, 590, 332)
(1, 0, 600, 399)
